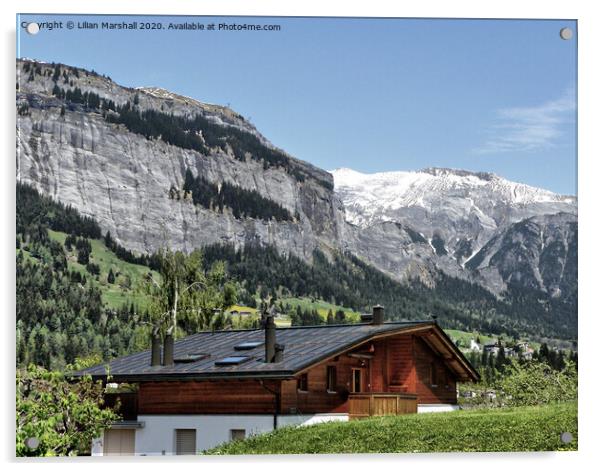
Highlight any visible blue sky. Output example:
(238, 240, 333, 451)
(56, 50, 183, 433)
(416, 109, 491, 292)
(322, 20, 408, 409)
(17, 15, 577, 194)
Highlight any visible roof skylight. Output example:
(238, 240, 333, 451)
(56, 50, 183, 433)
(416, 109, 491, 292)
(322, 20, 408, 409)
(233, 341, 263, 351)
(214, 356, 252, 366)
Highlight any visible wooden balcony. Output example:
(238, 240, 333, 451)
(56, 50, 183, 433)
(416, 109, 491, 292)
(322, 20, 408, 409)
(348, 392, 417, 420)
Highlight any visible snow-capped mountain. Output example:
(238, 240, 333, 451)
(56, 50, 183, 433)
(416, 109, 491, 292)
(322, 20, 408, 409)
(334, 167, 577, 296)
(17, 57, 577, 312)
(333, 167, 575, 228)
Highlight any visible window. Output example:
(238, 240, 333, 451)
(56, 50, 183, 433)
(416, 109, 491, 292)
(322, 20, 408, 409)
(352, 368, 362, 393)
(297, 373, 308, 392)
(327, 365, 337, 392)
(173, 353, 209, 363)
(230, 429, 246, 441)
(175, 429, 196, 455)
(214, 356, 251, 366)
(430, 361, 438, 386)
(233, 341, 263, 351)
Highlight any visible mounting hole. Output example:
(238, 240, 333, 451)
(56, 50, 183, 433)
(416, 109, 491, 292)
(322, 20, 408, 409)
(26, 22, 40, 35)
(25, 437, 40, 449)
(559, 27, 573, 40)
(560, 431, 573, 444)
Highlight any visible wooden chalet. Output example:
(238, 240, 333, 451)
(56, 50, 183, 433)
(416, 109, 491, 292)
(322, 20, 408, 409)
(76, 306, 479, 455)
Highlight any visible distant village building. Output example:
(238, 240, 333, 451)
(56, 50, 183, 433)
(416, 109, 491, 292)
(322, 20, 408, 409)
(482, 390, 497, 401)
(459, 390, 477, 398)
(515, 342, 534, 360)
(469, 339, 481, 352)
(504, 347, 516, 358)
(483, 341, 534, 360)
(230, 310, 253, 317)
(483, 343, 500, 355)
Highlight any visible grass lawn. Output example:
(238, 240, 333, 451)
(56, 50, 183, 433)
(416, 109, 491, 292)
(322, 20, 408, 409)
(444, 329, 498, 348)
(280, 297, 361, 322)
(48, 230, 156, 310)
(205, 401, 577, 454)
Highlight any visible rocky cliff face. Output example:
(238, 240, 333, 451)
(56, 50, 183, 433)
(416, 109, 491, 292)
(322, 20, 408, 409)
(16, 59, 577, 301)
(16, 59, 346, 262)
(333, 167, 577, 295)
(466, 212, 577, 298)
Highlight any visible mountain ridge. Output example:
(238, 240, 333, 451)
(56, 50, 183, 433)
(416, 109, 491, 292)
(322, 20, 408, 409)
(333, 166, 576, 297)
(16, 58, 577, 338)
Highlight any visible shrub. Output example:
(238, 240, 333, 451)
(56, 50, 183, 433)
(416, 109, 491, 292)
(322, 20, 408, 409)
(500, 359, 577, 407)
(16, 364, 119, 456)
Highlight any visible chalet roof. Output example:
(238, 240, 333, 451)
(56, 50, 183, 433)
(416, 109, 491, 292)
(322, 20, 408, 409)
(74, 320, 479, 382)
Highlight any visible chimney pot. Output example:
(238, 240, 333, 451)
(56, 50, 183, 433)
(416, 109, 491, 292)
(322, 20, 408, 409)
(163, 333, 174, 366)
(274, 343, 285, 363)
(372, 305, 385, 325)
(151, 333, 162, 367)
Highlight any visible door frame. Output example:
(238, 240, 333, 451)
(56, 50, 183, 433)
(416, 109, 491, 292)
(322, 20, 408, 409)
(351, 367, 364, 393)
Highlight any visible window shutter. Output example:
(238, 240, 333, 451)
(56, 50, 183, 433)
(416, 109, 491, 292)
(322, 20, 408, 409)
(327, 365, 337, 391)
(230, 429, 246, 441)
(175, 429, 196, 455)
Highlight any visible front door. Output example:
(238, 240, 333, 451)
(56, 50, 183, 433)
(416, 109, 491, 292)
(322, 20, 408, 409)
(352, 368, 363, 393)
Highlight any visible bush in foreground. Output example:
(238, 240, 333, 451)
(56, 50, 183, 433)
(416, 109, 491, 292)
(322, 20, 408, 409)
(205, 401, 577, 454)
(500, 360, 577, 407)
(16, 364, 119, 456)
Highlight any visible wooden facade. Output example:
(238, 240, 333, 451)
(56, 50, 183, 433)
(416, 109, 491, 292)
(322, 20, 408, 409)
(138, 380, 280, 415)
(130, 331, 461, 418)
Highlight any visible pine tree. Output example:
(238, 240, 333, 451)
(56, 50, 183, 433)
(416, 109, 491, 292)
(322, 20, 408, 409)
(183, 168, 195, 192)
(556, 350, 566, 371)
(52, 64, 61, 82)
(107, 268, 115, 284)
(481, 346, 489, 367)
(539, 343, 550, 363)
(104, 231, 113, 248)
(495, 345, 507, 371)
(548, 350, 558, 370)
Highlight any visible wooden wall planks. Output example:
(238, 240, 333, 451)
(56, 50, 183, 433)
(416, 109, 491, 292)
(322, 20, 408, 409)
(133, 332, 459, 416)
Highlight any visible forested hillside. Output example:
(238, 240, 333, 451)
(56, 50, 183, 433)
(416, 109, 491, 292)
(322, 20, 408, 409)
(202, 244, 576, 339)
(16, 182, 576, 370)
(16, 184, 149, 369)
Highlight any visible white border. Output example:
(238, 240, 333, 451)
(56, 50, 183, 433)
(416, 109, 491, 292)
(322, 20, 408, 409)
(3, 1, 601, 470)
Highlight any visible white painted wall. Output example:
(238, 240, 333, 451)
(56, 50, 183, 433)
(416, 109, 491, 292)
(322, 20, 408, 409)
(417, 404, 460, 413)
(91, 437, 103, 456)
(96, 408, 466, 455)
(132, 413, 348, 455)
(277, 413, 349, 428)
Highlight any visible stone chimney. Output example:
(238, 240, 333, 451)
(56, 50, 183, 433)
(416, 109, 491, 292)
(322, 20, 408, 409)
(163, 333, 174, 366)
(265, 315, 276, 362)
(372, 305, 384, 325)
(151, 333, 162, 367)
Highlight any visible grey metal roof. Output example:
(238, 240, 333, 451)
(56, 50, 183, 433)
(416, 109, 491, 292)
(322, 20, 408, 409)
(75, 321, 434, 381)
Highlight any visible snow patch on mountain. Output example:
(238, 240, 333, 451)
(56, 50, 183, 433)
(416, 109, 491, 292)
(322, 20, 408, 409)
(331, 167, 575, 228)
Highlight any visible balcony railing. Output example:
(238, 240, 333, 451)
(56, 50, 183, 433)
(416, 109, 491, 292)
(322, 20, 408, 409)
(348, 392, 417, 419)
